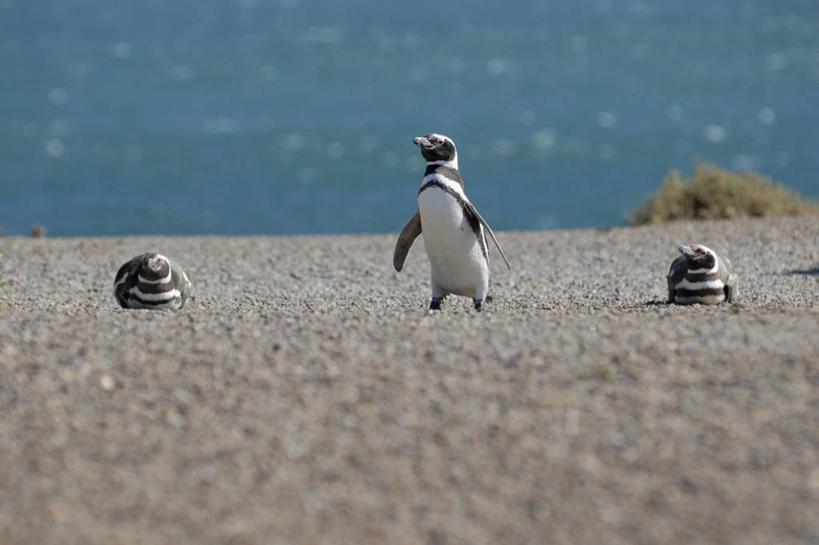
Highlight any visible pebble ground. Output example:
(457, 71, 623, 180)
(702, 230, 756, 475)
(0, 216, 817, 545)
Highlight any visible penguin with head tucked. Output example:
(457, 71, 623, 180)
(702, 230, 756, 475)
(667, 244, 737, 304)
(113, 252, 192, 310)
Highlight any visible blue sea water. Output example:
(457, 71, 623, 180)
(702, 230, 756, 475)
(1, 0, 818, 236)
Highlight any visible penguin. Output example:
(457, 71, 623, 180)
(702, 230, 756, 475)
(667, 244, 737, 304)
(393, 133, 510, 311)
(113, 252, 192, 310)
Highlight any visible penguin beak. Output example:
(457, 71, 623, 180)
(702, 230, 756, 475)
(413, 136, 432, 148)
(679, 245, 699, 259)
(147, 255, 167, 272)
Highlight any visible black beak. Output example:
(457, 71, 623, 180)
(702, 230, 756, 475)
(413, 136, 432, 148)
(679, 245, 700, 259)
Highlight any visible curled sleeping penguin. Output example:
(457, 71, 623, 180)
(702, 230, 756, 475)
(393, 133, 510, 311)
(113, 252, 192, 310)
(667, 244, 737, 304)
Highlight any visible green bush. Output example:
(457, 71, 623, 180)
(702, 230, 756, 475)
(630, 164, 819, 225)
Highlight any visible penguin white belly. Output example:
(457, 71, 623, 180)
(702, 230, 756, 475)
(418, 187, 489, 299)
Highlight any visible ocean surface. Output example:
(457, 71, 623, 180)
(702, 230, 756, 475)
(1, 0, 818, 236)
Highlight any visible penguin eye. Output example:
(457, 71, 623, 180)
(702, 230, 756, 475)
(434, 138, 444, 145)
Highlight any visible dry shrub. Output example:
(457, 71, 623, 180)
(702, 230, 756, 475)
(630, 164, 819, 225)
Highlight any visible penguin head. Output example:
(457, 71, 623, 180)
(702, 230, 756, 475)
(414, 133, 457, 164)
(679, 244, 717, 269)
(140, 253, 172, 280)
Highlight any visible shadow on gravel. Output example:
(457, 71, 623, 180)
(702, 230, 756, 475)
(783, 266, 819, 276)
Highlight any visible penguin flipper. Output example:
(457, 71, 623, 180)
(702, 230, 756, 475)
(393, 211, 422, 272)
(725, 273, 737, 303)
(112, 255, 143, 307)
(666, 256, 687, 303)
(464, 202, 511, 271)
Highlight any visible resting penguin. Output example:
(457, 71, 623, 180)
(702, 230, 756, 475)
(113, 252, 192, 310)
(393, 133, 510, 311)
(667, 244, 737, 304)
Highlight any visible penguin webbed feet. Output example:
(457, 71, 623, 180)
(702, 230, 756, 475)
(428, 295, 485, 312)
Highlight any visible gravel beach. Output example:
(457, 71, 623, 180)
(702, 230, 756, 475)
(1, 216, 817, 545)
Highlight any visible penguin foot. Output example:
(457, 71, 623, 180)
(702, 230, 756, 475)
(429, 297, 443, 311)
(474, 299, 483, 312)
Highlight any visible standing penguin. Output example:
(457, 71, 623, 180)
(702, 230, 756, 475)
(393, 133, 510, 311)
(113, 252, 192, 310)
(667, 244, 737, 304)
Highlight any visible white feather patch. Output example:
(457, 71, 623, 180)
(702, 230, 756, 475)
(426, 158, 459, 169)
(677, 277, 725, 290)
(138, 270, 173, 284)
(129, 286, 181, 301)
(421, 174, 468, 200)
